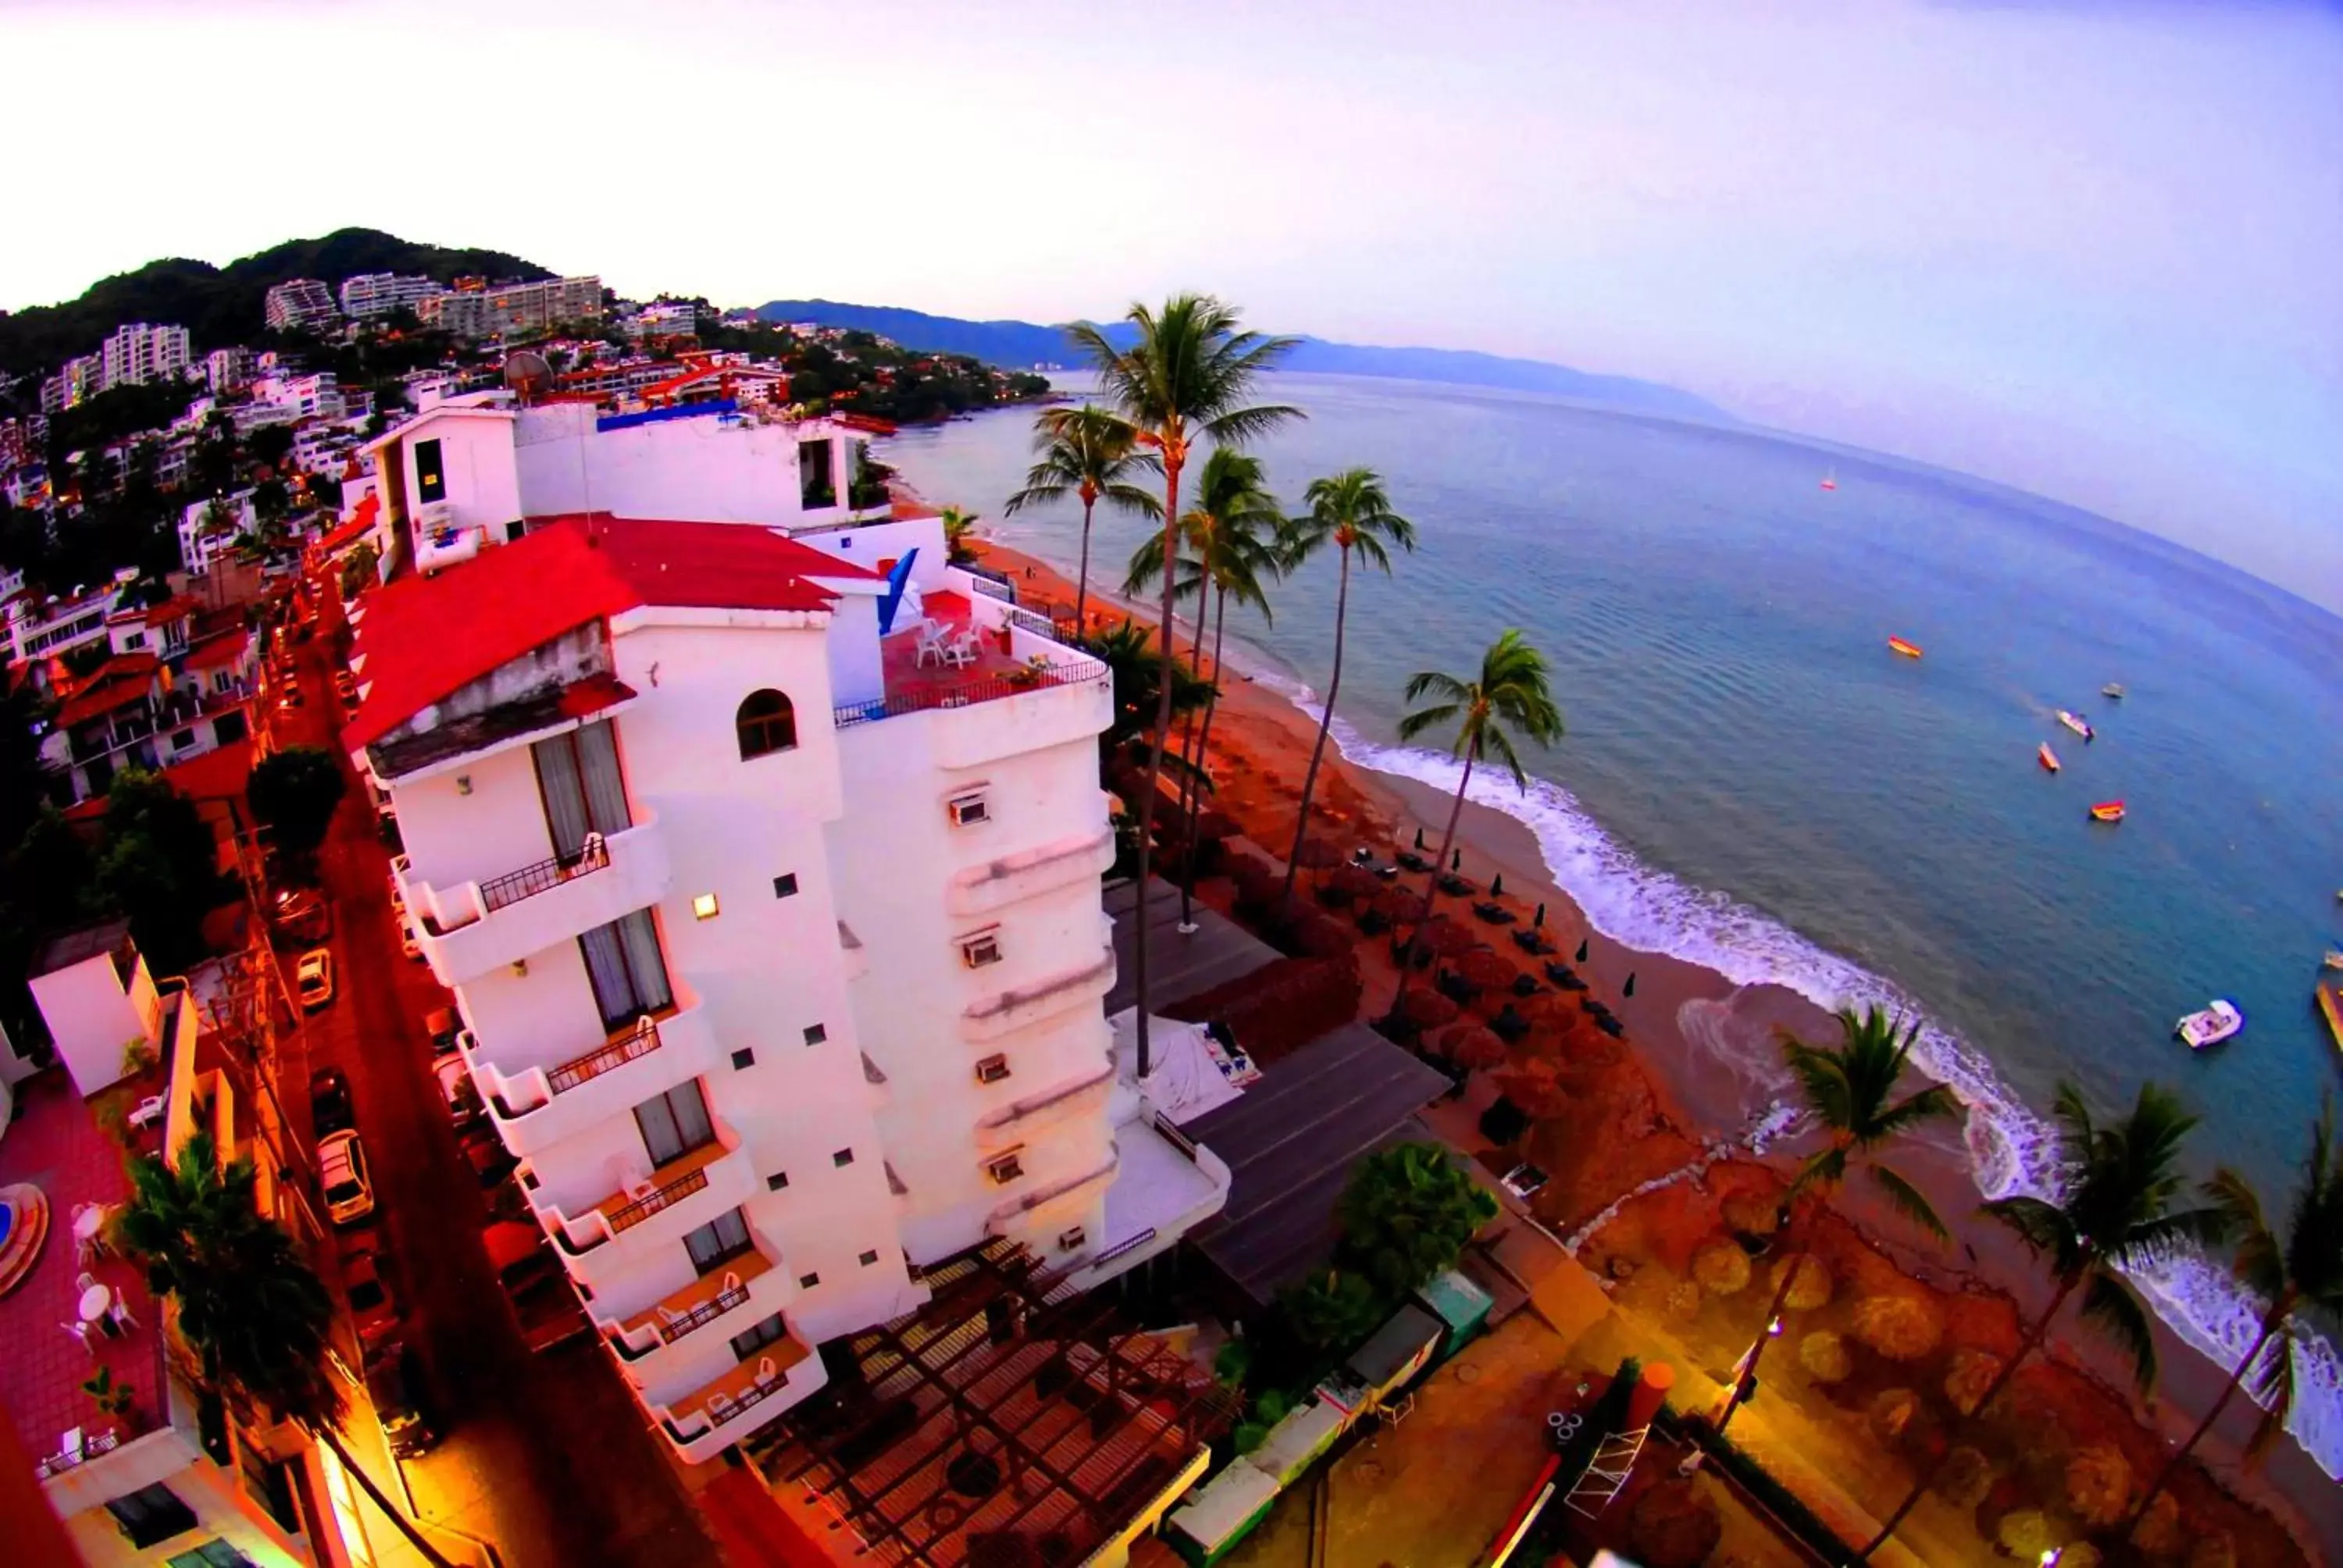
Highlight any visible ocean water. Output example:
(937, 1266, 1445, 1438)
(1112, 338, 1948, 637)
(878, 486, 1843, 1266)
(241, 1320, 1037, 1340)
(877, 372, 2343, 1470)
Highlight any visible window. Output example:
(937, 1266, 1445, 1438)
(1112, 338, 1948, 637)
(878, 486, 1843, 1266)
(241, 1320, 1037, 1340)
(796, 1271, 821, 1289)
(797, 437, 836, 509)
(506, 519, 527, 543)
(961, 930, 1003, 969)
(533, 719, 631, 854)
(167, 1542, 257, 1568)
(733, 1311, 793, 1361)
(105, 1482, 198, 1548)
(579, 909, 672, 1032)
(172, 727, 197, 751)
(986, 1151, 1025, 1185)
(731, 1048, 755, 1071)
(414, 437, 445, 504)
(947, 791, 990, 827)
(735, 690, 797, 759)
(975, 1054, 1011, 1085)
(693, 893, 720, 920)
(767, 1171, 790, 1192)
(683, 1207, 754, 1274)
(1057, 1226, 1087, 1253)
(803, 1024, 827, 1046)
(772, 873, 798, 899)
(859, 1249, 880, 1267)
(832, 1147, 854, 1167)
(237, 1441, 300, 1535)
(633, 1080, 715, 1169)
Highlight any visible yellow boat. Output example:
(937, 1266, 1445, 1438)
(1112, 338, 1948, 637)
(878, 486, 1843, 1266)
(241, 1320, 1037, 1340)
(2319, 978, 2343, 1053)
(1888, 636, 1924, 659)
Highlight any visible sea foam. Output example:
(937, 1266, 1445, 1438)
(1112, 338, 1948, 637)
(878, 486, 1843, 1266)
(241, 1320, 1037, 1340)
(1248, 663, 2343, 1477)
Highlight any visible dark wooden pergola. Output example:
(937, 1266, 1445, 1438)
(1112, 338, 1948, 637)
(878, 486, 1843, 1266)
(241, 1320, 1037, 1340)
(748, 1239, 1240, 1566)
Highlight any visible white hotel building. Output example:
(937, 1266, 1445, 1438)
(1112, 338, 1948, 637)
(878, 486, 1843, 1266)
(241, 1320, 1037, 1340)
(344, 398, 1225, 1463)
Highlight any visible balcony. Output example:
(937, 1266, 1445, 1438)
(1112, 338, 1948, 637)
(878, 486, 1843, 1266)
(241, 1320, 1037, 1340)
(947, 827, 1115, 919)
(974, 1063, 1115, 1148)
(961, 947, 1117, 1043)
(603, 1245, 776, 1367)
(401, 814, 671, 986)
(533, 1130, 758, 1295)
(468, 1002, 721, 1160)
(654, 1328, 822, 1464)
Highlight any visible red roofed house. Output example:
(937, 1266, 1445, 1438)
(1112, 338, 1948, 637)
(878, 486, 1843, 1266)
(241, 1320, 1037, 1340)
(348, 494, 1221, 1483)
(43, 604, 257, 804)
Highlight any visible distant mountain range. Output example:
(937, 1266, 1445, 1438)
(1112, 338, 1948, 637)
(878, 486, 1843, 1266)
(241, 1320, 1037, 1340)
(758, 299, 1731, 423)
(0, 228, 552, 378)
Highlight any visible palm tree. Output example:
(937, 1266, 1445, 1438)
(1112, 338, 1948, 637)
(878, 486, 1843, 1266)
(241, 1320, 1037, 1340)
(119, 1131, 457, 1567)
(1072, 295, 1300, 1076)
(1862, 1081, 2231, 1558)
(938, 506, 982, 566)
(1002, 404, 1161, 631)
(1387, 631, 1564, 1023)
(1082, 618, 1214, 761)
(1715, 1006, 1956, 1434)
(1277, 469, 1415, 918)
(1125, 449, 1286, 925)
(2124, 1096, 2343, 1535)
(1336, 1141, 1500, 1299)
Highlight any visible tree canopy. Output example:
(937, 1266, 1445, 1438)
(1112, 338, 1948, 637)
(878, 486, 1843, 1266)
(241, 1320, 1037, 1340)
(247, 746, 348, 864)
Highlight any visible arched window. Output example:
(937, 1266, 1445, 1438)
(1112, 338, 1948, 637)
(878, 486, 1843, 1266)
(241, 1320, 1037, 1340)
(736, 690, 797, 759)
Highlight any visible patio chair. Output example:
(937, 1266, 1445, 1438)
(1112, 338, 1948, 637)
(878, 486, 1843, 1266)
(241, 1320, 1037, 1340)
(61, 1321, 95, 1355)
(914, 622, 949, 668)
(943, 629, 981, 669)
(107, 1297, 137, 1334)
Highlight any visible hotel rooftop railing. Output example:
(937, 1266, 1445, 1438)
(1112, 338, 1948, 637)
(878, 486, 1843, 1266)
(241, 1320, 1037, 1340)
(832, 662, 1105, 730)
(479, 835, 612, 914)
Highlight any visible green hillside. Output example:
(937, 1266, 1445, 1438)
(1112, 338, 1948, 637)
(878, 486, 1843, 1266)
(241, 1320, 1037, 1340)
(0, 228, 555, 378)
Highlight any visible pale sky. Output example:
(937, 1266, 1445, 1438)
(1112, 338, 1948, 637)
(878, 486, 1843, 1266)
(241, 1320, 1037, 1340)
(7, 0, 2341, 606)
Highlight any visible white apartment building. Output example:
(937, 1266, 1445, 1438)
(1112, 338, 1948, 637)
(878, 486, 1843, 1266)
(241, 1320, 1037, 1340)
(5, 573, 132, 668)
(41, 354, 104, 413)
(416, 276, 601, 339)
(263, 279, 340, 333)
(206, 346, 255, 393)
(337, 272, 441, 319)
(415, 290, 490, 338)
(344, 414, 1224, 1461)
(99, 323, 192, 390)
(181, 490, 259, 576)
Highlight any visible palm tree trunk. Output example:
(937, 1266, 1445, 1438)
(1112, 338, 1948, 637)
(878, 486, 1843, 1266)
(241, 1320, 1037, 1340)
(1132, 449, 1183, 1080)
(1862, 1274, 2081, 1558)
(308, 1423, 458, 1568)
(1170, 583, 1211, 925)
(1074, 496, 1095, 632)
(1716, 1249, 1817, 1435)
(1179, 586, 1231, 926)
(1279, 547, 1351, 920)
(2125, 1295, 2291, 1536)
(1389, 746, 1476, 1025)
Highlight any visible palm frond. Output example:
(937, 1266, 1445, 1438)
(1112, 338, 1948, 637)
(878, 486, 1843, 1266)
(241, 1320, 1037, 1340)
(2205, 1167, 2285, 1301)
(1396, 701, 1463, 743)
(2244, 1321, 2298, 1459)
(1869, 1163, 1952, 1242)
(1984, 1194, 2081, 1272)
(2080, 1269, 2159, 1393)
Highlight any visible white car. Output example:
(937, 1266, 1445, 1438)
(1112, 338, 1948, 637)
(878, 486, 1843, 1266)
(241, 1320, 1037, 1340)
(295, 949, 335, 1010)
(318, 1131, 376, 1225)
(433, 1054, 481, 1124)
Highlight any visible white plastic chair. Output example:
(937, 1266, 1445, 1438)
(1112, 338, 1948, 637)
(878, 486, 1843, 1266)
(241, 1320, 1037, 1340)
(128, 1096, 166, 1131)
(61, 1322, 94, 1355)
(107, 1297, 137, 1334)
(943, 629, 981, 670)
(914, 622, 949, 668)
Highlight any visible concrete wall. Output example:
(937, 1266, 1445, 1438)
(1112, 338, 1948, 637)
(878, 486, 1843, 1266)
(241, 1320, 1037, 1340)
(514, 405, 812, 527)
(393, 412, 521, 539)
(30, 944, 161, 1098)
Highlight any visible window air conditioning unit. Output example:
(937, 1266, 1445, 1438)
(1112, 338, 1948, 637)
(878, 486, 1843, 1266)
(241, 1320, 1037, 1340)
(986, 1151, 1024, 1185)
(960, 930, 1003, 969)
(947, 791, 990, 828)
(1057, 1226, 1086, 1253)
(974, 1054, 1011, 1085)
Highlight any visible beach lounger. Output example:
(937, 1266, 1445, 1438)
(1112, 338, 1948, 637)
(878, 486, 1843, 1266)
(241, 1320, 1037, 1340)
(1511, 973, 1542, 998)
(1471, 900, 1517, 925)
(1513, 929, 1553, 954)
(1396, 852, 1431, 874)
(1437, 971, 1479, 1003)
(1544, 961, 1576, 985)
(1437, 874, 1476, 897)
(1491, 1008, 1530, 1042)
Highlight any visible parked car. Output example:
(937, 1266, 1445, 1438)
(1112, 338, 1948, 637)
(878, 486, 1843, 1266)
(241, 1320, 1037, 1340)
(423, 1006, 462, 1057)
(270, 889, 331, 947)
(458, 1124, 516, 1188)
(317, 1131, 375, 1226)
(434, 1054, 482, 1126)
(399, 917, 422, 962)
(333, 671, 357, 704)
(483, 1221, 588, 1353)
(342, 1245, 402, 1356)
(295, 949, 335, 1010)
(308, 1067, 353, 1137)
(1500, 1162, 1550, 1201)
(365, 1340, 441, 1457)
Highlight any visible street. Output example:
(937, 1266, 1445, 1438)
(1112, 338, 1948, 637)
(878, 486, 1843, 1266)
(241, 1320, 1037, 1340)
(271, 583, 716, 1568)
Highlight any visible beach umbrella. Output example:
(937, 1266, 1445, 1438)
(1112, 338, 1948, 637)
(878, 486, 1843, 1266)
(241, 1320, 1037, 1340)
(1490, 872, 1505, 896)
(1328, 863, 1379, 898)
(1457, 949, 1515, 989)
(1423, 918, 1478, 957)
(1399, 989, 1460, 1028)
(1414, 826, 1425, 850)
(1440, 1025, 1509, 1071)
(1623, 972, 1636, 998)
(1575, 939, 1590, 963)
(1292, 839, 1343, 871)
(1533, 903, 1546, 928)
(1375, 889, 1429, 924)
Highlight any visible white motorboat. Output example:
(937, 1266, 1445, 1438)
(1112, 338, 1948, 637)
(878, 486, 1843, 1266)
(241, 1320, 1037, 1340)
(2176, 1000, 2243, 1050)
(2057, 709, 2095, 742)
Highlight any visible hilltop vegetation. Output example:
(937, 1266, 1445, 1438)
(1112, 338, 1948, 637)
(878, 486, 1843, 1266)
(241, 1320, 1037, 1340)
(0, 227, 553, 376)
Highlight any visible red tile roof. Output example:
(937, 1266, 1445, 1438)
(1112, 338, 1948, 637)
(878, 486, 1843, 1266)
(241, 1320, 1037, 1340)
(313, 504, 377, 557)
(341, 516, 874, 751)
(183, 628, 251, 672)
(144, 595, 199, 628)
(55, 655, 159, 728)
(161, 736, 255, 803)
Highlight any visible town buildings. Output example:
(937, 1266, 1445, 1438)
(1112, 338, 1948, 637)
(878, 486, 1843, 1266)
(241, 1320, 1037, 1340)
(4, 925, 350, 1567)
(416, 275, 601, 339)
(263, 279, 339, 333)
(344, 397, 1221, 1461)
(205, 347, 255, 394)
(38, 595, 255, 801)
(99, 324, 191, 390)
(336, 272, 439, 319)
(41, 354, 105, 413)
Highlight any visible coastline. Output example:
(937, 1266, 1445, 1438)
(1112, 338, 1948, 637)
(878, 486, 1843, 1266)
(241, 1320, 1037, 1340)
(954, 517, 2339, 1561)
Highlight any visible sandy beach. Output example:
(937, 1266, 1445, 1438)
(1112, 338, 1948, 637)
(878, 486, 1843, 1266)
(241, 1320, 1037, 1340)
(962, 527, 2332, 1565)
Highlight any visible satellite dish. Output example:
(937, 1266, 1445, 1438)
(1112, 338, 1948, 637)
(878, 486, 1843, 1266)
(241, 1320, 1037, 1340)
(504, 351, 553, 403)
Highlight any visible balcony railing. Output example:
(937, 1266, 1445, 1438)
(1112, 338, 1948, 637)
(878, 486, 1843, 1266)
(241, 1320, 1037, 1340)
(655, 1280, 751, 1345)
(606, 1164, 711, 1235)
(479, 834, 612, 914)
(833, 662, 1105, 730)
(546, 1014, 661, 1096)
(1088, 1228, 1157, 1270)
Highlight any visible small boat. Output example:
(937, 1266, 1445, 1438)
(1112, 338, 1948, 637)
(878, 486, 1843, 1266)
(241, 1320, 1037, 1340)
(2176, 1000, 2244, 1050)
(2037, 743, 2060, 773)
(2057, 710, 2095, 742)
(2088, 800, 2125, 823)
(2323, 950, 2343, 972)
(1821, 468, 1838, 492)
(1888, 636, 1924, 659)
(2102, 683, 2126, 700)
